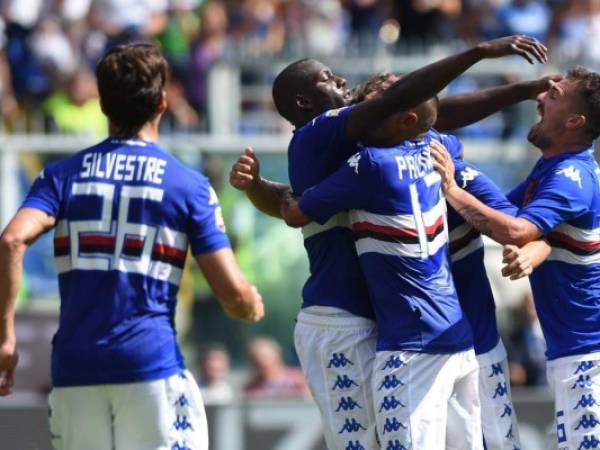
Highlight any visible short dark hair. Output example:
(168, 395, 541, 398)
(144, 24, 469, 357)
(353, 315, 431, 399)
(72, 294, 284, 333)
(350, 72, 395, 103)
(567, 66, 600, 140)
(96, 43, 168, 137)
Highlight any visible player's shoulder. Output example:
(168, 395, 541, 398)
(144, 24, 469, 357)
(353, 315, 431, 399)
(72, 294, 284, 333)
(549, 151, 596, 190)
(428, 128, 463, 159)
(43, 140, 108, 179)
(296, 105, 353, 134)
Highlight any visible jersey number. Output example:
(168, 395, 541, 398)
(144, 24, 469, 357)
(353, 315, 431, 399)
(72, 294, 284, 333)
(69, 182, 164, 273)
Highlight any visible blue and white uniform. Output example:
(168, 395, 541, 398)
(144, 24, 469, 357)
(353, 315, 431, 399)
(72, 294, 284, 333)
(508, 147, 600, 450)
(288, 106, 377, 450)
(300, 131, 482, 450)
(22, 138, 229, 450)
(444, 141, 521, 449)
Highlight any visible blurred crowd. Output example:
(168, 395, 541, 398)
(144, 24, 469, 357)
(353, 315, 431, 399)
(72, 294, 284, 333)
(1, 0, 600, 134)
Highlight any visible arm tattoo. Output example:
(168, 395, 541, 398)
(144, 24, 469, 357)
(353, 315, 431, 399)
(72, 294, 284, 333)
(457, 206, 493, 236)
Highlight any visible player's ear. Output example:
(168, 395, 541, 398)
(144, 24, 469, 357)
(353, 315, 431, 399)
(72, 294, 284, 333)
(157, 90, 168, 115)
(403, 112, 418, 127)
(295, 94, 312, 111)
(566, 113, 586, 131)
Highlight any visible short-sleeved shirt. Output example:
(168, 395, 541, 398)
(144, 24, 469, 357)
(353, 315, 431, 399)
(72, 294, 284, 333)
(22, 138, 230, 386)
(508, 147, 600, 360)
(288, 106, 373, 319)
(299, 131, 473, 353)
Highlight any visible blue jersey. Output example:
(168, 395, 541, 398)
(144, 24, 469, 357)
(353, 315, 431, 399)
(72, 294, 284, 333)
(449, 158, 518, 355)
(508, 147, 600, 360)
(288, 106, 373, 319)
(22, 138, 230, 386)
(300, 132, 473, 353)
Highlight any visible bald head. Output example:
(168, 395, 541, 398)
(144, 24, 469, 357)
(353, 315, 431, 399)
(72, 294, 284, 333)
(272, 59, 348, 128)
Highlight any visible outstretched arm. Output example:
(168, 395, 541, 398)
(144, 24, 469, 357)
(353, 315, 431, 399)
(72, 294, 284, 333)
(0, 208, 55, 396)
(435, 76, 561, 131)
(431, 141, 541, 246)
(229, 147, 291, 219)
(347, 35, 548, 141)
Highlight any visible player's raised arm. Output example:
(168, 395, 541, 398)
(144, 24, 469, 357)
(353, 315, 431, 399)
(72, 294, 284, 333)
(229, 147, 291, 219)
(435, 75, 562, 132)
(195, 249, 264, 323)
(347, 35, 548, 142)
(0, 208, 55, 396)
(431, 141, 542, 246)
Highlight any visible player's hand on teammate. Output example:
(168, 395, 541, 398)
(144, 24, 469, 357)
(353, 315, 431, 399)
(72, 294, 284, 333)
(501, 244, 534, 280)
(526, 74, 564, 99)
(430, 140, 458, 194)
(476, 35, 548, 65)
(230, 147, 260, 191)
(0, 344, 18, 396)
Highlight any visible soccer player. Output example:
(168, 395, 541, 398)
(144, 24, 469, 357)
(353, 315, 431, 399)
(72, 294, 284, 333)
(230, 36, 548, 450)
(0, 44, 264, 450)
(431, 66, 600, 450)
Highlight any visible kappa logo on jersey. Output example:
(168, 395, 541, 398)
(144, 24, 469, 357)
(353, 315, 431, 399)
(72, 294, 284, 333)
(556, 165, 583, 189)
(173, 415, 193, 431)
(505, 425, 515, 439)
(338, 418, 367, 434)
(500, 403, 513, 418)
(345, 441, 366, 450)
(572, 375, 594, 389)
(577, 435, 600, 449)
(489, 363, 504, 377)
(493, 382, 508, 399)
(379, 395, 405, 412)
(386, 440, 409, 450)
(382, 418, 407, 434)
(378, 375, 405, 391)
(328, 353, 354, 368)
(348, 153, 361, 174)
(172, 443, 189, 450)
(382, 355, 405, 370)
(460, 167, 480, 188)
(575, 361, 595, 375)
(332, 375, 360, 390)
(174, 394, 190, 407)
(575, 394, 600, 409)
(576, 414, 600, 430)
(336, 396, 362, 411)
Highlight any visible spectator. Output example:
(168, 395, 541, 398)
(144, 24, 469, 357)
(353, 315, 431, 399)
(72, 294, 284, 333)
(495, 0, 551, 43)
(228, 0, 285, 55)
(197, 342, 235, 404)
(394, 0, 462, 42)
(244, 336, 309, 399)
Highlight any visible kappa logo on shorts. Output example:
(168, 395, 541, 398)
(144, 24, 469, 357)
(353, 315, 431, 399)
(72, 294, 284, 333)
(333, 375, 360, 390)
(577, 435, 600, 449)
(382, 418, 407, 434)
(172, 442, 189, 450)
(337, 396, 362, 411)
(576, 414, 600, 430)
(345, 440, 366, 450)
(492, 382, 508, 399)
(505, 425, 515, 439)
(575, 362, 595, 375)
(386, 440, 409, 450)
(572, 375, 595, 389)
(500, 403, 513, 418)
(174, 394, 190, 407)
(378, 375, 404, 391)
(382, 355, 405, 370)
(173, 415, 193, 431)
(338, 418, 367, 434)
(328, 353, 354, 368)
(379, 395, 405, 412)
(489, 363, 504, 377)
(575, 394, 600, 409)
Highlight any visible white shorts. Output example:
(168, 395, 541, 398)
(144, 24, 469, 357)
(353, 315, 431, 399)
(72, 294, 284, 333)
(547, 352, 600, 450)
(294, 307, 378, 450)
(373, 348, 483, 450)
(448, 340, 521, 450)
(48, 370, 208, 450)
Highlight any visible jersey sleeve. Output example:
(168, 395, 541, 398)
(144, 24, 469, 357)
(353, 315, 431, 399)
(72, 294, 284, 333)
(20, 165, 62, 217)
(506, 178, 529, 207)
(517, 163, 593, 234)
(455, 160, 518, 215)
(299, 150, 376, 224)
(186, 180, 231, 255)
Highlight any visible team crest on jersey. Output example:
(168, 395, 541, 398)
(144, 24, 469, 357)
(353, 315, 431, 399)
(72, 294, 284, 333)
(556, 165, 582, 188)
(459, 167, 479, 188)
(325, 107, 347, 117)
(348, 153, 361, 174)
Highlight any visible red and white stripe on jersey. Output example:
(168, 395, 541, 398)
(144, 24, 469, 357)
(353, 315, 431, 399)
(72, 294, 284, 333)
(547, 222, 600, 265)
(53, 222, 188, 285)
(350, 196, 448, 258)
(301, 212, 350, 240)
(449, 222, 483, 263)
